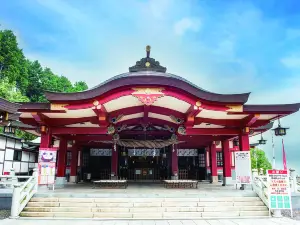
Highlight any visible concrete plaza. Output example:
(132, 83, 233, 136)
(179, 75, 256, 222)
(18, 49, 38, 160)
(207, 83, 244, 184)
(1, 218, 300, 225)
(35, 182, 256, 198)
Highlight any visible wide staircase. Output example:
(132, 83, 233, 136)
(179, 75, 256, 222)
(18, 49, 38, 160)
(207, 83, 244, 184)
(20, 196, 269, 219)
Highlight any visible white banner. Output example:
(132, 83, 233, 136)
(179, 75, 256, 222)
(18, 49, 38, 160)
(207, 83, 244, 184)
(128, 149, 160, 156)
(235, 151, 252, 184)
(177, 149, 198, 156)
(38, 148, 58, 185)
(90, 149, 112, 156)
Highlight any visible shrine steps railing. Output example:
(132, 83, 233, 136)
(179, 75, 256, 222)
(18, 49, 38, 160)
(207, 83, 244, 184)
(0, 168, 38, 219)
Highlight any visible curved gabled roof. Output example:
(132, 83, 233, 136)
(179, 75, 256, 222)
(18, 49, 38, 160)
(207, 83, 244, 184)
(44, 72, 250, 104)
(0, 98, 21, 114)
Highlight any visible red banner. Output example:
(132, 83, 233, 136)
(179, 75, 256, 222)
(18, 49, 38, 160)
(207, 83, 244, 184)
(282, 139, 287, 171)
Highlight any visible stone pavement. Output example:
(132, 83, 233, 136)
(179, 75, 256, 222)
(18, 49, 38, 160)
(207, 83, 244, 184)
(35, 182, 256, 198)
(1, 218, 300, 225)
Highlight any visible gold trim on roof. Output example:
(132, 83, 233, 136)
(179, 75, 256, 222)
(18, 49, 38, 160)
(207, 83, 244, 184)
(50, 104, 67, 111)
(132, 87, 164, 94)
(226, 105, 243, 112)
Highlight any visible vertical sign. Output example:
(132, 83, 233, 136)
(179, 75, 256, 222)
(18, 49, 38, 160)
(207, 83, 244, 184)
(38, 148, 58, 185)
(235, 151, 252, 184)
(267, 170, 292, 210)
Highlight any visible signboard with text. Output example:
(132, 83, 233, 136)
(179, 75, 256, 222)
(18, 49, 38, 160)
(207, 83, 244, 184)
(235, 151, 252, 184)
(38, 148, 58, 185)
(267, 170, 292, 209)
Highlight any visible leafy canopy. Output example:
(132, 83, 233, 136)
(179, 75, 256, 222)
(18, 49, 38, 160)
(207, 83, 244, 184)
(250, 147, 272, 174)
(0, 27, 89, 140)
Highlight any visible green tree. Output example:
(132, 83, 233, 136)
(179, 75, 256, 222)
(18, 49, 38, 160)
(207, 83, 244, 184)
(0, 77, 29, 102)
(72, 81, 88, 92)
(0, 30, 26, 82)
(250, 148, 272, 174)
(0, 78, 36, 140)
(0, 26, 89, 140)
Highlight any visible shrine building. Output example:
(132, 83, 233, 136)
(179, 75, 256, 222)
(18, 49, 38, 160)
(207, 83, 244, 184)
(17, 46, 300, 186)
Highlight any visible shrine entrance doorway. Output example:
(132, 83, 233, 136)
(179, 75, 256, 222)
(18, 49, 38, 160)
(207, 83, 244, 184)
(119, 148, 171, 182)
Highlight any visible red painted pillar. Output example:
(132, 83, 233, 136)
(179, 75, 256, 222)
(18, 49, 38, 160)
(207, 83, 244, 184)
(222, 139, 231, 186)
(70, 144, 78, 183)
(239, 133, 250, 151)
(40, 129, 52, 148)
(56, 138, 67, 178)
(171, 146, 178, 179)
(111, 146, 118, 179)
(210, 142, 218, 183)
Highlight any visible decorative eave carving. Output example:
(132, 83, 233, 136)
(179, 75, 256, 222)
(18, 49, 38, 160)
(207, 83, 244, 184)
(131, 87, 164, 105)
(129, 45, 167, 73)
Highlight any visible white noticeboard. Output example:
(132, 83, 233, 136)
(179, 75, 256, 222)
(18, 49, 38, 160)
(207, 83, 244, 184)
(38, 148, 58, 186)
(267, 170, 292, 210)
(235, 151, 252, 184)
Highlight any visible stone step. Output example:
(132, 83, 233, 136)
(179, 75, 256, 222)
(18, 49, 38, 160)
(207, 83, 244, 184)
(26, 201, 265, 208)
(29, 197, 261, 203)
(19, 211, 269, 219)
(23, 206, 268, 213)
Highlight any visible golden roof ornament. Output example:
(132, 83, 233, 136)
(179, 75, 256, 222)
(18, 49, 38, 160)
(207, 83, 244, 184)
(146, 45, 151, 58)
(129, 45, 167, 73)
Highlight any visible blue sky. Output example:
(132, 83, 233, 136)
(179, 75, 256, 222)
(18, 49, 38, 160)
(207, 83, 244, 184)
(1, 0, 300, 172)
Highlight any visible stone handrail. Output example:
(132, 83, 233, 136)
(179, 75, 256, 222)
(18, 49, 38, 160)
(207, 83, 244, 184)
(252, 174, 269, 207)
(290, 170, 300, 193)
(10, 168, 38, 219)
(0, 168, 33, 188)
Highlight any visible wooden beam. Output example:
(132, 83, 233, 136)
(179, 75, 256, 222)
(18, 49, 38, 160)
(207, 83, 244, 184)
(144, 105, 150, 122)
(194, 117, 242, 127)
(92, 104, 109, 127)
(185, 105, 201, 127)
(108, 105, 185, 121)
(116, 117, 177, 131)
(52, 127, 108, 135)
(243, 114, 260, 126)
(31, 112, 49, 125)
(186, 128, 240, 135)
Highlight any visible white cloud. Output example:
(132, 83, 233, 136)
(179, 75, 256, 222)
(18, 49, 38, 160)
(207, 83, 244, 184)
(173, 17, 201, 36)
(249, 76, 300, 171)
(149, 0, 172, 19)
(281, 55, 300, 69)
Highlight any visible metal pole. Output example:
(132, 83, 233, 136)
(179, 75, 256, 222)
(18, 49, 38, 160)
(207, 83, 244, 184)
(271, 132, 282, 217)
(272, 132, 276, 169)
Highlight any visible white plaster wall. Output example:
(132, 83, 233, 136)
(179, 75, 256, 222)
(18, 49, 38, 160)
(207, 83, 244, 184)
(15, 141, 22, 150)
(29, 163, 35, 168)
(0, 163, 3, 175)
(29, 153, 36, 162)
(22, 151, 30, 162)
(4, 161, 12, 173)
(0, 151, 4, 163)
(229, 140, 233, 148)
(0, 136, 6, 149)
(21, 162, 28, 173)
(5, 149, 14, 160)
(6, 139, 15, 148)
(13, 162, 21, 173)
